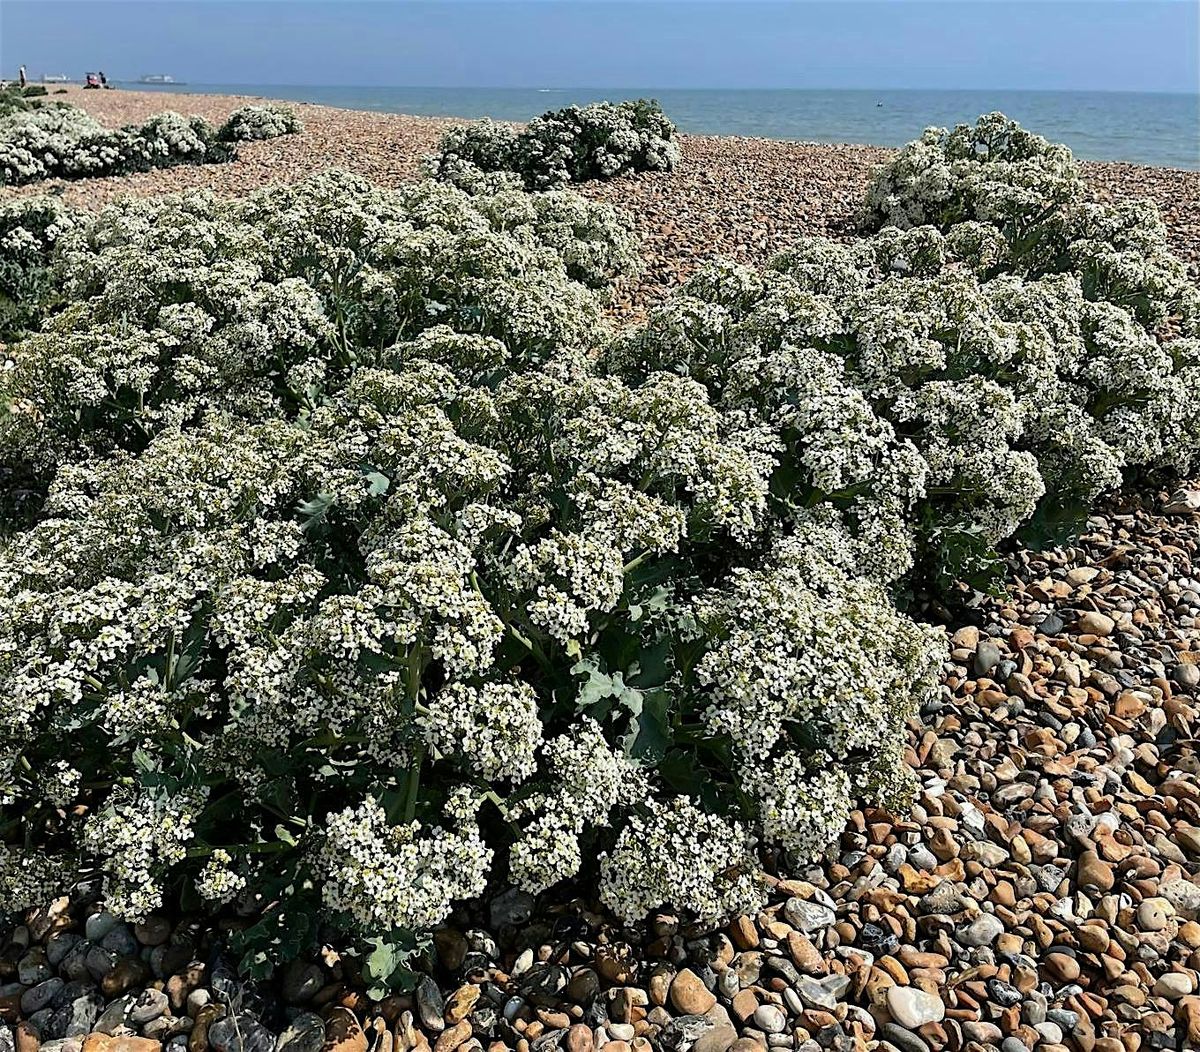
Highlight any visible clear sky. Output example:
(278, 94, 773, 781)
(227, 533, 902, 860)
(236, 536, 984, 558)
(2, 0, 1197, 93)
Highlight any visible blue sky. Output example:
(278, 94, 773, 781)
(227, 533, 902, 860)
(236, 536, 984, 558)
(2, 1, 1197, 93)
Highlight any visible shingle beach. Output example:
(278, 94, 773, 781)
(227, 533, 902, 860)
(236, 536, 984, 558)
(4, 84, 1200, 1052)
(5, 86, 1198, 316)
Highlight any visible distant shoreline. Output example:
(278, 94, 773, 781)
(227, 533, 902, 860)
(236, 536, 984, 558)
(5, 85, 1198, 321)
(105, 81, 1200, 170)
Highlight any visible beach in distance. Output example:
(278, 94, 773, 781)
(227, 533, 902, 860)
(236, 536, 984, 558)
(7, 84, 1199, 319)
(123, 84, 1200, 170)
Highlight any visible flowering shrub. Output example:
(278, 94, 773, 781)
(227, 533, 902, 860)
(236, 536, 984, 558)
(0, 195, 74, 341)
(0, 167, 942, 966)
(218, 103, 303, 142)
(862, 111, 1198, 330)
(0, 86, 49, 116)
(2, 115, 1197, 975)
(614, 136, 1200, 591)
(0, 106, 234, 185)
(428, 99, 681, 190)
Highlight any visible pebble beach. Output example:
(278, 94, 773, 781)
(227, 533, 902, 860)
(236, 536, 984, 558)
(4, 86, 1200, 1052)
(5, 87, 1199, 315)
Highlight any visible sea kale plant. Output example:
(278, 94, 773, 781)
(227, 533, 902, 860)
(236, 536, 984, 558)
(0, 196, 75, 342)
(0, 167, 943, 967)
(862, 111, 1198, 330)
(618, 112, 1200, 594)
(218, 103, 303, 142)
(0, 101, 301, 187)
(0, 105, 235, 185)
(2, 113, 1198, 977)
(428, 98, 681, 191)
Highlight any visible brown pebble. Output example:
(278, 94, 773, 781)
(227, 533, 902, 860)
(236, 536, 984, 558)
(325, 1007, 369, 1052)
(668, 968, 715, 1015)
(433, 1021, 472, 1052)
(1043, 953, 1081, 983)
(564, 1025, 593, 1052)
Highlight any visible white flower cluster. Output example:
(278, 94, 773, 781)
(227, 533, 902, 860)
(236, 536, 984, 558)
(428, 98, 681, 191)
(863, 111, 1079, 232)
(506, 719, 650, 895)
(317, 796, 491, 932)
(217, 103, 302, 142)
(474, 187, 641, 289)
(195, 848, 247, 905)
(0, 845, 68, 912)
(80, 787, 204, 921)
(696, 518, 945, 762)
(599, 797, 764, 925)
(0, 104, 235, 186)
(862, 111, 1197, 331)
(39, 761, 82, 808)
(740, 752, 851, 862)
(423, 681, 543, 783)
(0, 195, 75, 343)
(606, 201, 1200, 586)
(3, 113, 1196, 945)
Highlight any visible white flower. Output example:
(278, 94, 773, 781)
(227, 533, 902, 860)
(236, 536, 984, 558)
(317, 796, 491, 932)
(424, 681, 542, 783)
(599, 797, 764, 925)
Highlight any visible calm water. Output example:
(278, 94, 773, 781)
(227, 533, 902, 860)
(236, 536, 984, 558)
(123, 85, 1200, 170)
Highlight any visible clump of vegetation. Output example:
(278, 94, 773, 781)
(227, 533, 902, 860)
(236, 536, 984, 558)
(0, 196, 75, 344)
(0, 167, 940, 967)
(0, 84, 62, 116)
(0, 106, 231, 185)
(429, 98, 681, 190)
(0, 102, 301, 187)
(861, 112, 1194, 328)
(218, 102, 303, 142)
(0, 114, 1197, 982)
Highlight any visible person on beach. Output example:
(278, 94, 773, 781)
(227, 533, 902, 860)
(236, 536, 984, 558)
(18, 65, 26, 88)
(99, 71, 108, 87)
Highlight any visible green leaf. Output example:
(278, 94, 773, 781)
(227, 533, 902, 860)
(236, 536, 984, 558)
(296, 491, 335, 534)
(571, 657, 642, 723)
(364, 470, 391, 497)
(625, 638, 671, 689)
(362, 933, 424, 999)
(229, 884, 319, 980)
(1018, 497, 1090, 552)
(132, 748, 156, 775)
(618, 687, 671, 762)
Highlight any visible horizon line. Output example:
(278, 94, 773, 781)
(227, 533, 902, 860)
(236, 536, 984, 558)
(100, 81, 1200, 97)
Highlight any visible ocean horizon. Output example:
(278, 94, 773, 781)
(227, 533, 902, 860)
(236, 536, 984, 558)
(120, 83, 1200, 170)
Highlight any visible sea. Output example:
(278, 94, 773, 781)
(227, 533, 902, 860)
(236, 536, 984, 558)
(122, 85, 1200, 171)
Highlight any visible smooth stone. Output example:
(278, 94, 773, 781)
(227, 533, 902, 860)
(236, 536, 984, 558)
(489, 888, 535, 928)
(751, 1006, 786, 1035)
(959, 914, 1004, 948)
(128, 990, 168, 1025)
(1078, 611, 1115, 636)
(689, 1024, 735, 1052)
(796, 977, 836, 1013)
(83, 915, 118, 943)
(783, 899, 836, 933)
(21, 980, 64, 1016)
(877, 1024, 929, 1052)
(1153, 972, 1194, 999)
(1137, 900, 1171, 933)
(886, 986, 945, 1029)
(669, 970, 715, 1016)
(415, 977, 445, 1033)
(276, 1014, 325, 1052)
